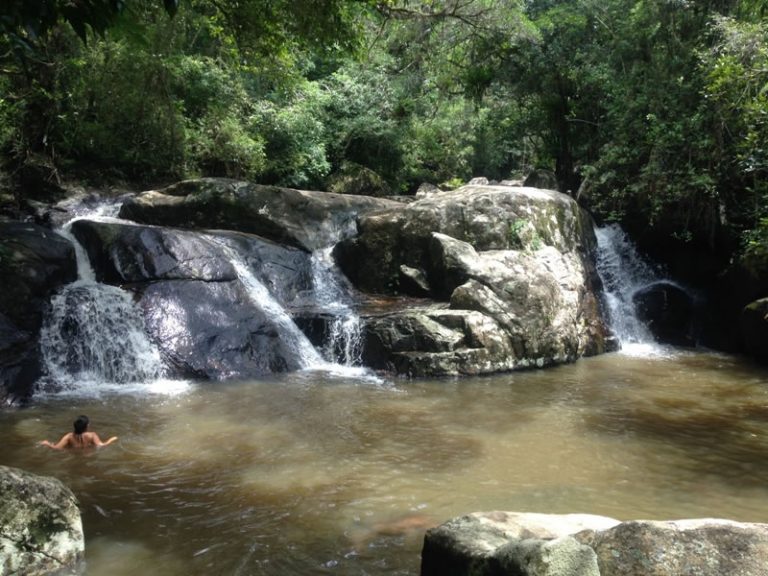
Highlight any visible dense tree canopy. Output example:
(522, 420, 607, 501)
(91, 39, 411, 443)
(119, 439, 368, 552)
(0, 0, 767, 273)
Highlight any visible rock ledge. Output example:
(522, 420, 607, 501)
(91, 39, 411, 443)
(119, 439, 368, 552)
(421, 511, 768, 576)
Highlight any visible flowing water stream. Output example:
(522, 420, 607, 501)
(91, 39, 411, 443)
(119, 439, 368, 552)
(5, 218, 768, 575)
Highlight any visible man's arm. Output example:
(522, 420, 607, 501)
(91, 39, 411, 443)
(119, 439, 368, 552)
(39, 433, 73, 450)
(91, 433, 119, 447)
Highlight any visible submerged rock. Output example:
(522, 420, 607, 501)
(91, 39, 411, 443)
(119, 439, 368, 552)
(0, 465, 84, 575)
(421, 511, 768, 576)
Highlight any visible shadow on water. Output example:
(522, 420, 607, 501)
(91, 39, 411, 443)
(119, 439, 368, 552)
(578, 351, 768, 488)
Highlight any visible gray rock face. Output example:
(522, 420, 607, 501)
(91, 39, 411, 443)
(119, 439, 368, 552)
(0, 223, 77, 405)
(336, 185, 609, 376)
(421, 511, 768, 576)
(335, 185, 593, 295)
(118, 177, 400, 251)
(0, 465, 84, 575)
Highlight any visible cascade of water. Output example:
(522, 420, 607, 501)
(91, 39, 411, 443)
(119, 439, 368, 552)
(212, 238, 328, 370)
(40, 215, 165, 387)
(594, 224, 659, 347)
(310, 248, 363, 366)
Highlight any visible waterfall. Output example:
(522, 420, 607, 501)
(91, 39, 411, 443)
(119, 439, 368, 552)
(211, 238, 328, 370)
(594, 224, 661, 351)
(310, 248, 363, 366)
(39, 218, 165, 390)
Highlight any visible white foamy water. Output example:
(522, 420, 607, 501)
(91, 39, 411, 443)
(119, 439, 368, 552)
(34, 377, 193, 400)
(594, 224, 678, 358)
(213, 238, 328, 370)
(310, 247, 364, 367)
(37, 211, 178, 396)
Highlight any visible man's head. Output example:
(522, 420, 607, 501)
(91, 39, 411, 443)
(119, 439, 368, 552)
(73, 415, 89, 434)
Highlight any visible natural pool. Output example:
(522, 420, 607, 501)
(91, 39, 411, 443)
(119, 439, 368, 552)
(3, 347, 768, 575)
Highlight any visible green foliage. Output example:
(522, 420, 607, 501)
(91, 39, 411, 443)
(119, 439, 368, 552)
(0, 0, 765, 275)
(508, 218, 544, 250)
(253, 84, 331, 188)
(0, 0, 178, 47)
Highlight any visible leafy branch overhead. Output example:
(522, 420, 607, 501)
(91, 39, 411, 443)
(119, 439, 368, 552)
(0, 1, 179, 47)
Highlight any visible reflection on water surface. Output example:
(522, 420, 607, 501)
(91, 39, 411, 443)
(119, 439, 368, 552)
(3, 349, 768, 575)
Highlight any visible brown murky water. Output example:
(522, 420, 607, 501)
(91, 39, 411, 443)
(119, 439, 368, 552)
(3, 348, 768, 575)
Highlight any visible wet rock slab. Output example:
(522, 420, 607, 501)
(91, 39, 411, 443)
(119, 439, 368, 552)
(421, 511, 768, 576)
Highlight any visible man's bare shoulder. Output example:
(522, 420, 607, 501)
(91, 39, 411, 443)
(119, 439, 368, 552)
(81, 432, 101, 446)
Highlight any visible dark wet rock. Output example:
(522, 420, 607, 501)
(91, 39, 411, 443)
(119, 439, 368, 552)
(741, 298, 768, 363)
(0, 465, 84, 575)
(633, 281, 695, 346)
(398, 265, 432, 297)
(67, 219, 317, 380)
(0, 222, 77, 331)
(71, 219, 236, 284)
(0, 222, 76, 405)
(523, 168, 559, 191)
(71, 219, 314, 306)
(421, 511, 768, 576)
(119, 177, 399, 251)
(138, 280, 302, 379)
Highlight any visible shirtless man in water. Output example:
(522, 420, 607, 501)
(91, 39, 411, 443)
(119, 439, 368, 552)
(40, 415, 118, 450)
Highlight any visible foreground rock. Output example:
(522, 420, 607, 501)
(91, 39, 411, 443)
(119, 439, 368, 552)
(335, 185, 611, 375)
(119, 177, 401, 251)
(421, 511, 768, 576)
(0, 223, 76, 404)
(0, 465, 84, 575)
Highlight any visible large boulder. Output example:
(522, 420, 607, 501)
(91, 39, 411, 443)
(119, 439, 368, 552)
(118, 177, 400, 251)
(421, 511, 768, 576)
(334, 185, 594, 296)
(0, 222, 77, 405)
(0, 465, 84, 575)
(69, 219, 316, 379)
(334, 185, 609, 376)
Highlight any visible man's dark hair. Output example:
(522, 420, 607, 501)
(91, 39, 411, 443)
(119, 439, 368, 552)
(73, 415, 89, 435)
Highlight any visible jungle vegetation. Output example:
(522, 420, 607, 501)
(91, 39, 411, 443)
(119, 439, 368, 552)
(1, 0, 767, 270)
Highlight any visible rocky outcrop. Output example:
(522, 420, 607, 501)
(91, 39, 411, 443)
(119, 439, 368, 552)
(70, 219, 315, 379)
(334, 185, 610, 376)
(118, 177, 400, 251)
(0, 223, 77, 405)
(421, 511, 768, 576)
(0, 465, 84, 575)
